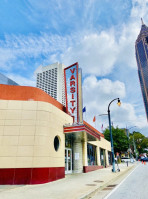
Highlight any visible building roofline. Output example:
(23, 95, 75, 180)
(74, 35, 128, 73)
(0, 84, 67, 113)
(136, 20, 148, 42)
(64, 120, 104, 139)
(83, 120, 104, 138)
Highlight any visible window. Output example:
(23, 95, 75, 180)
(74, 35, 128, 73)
(100, 148, 106, 166)
(87, 143, 97, 165)
(145, 36, 148, 44)
(54, 136, 60, 151)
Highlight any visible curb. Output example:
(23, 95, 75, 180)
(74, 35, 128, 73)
(80, 163, 137, 199)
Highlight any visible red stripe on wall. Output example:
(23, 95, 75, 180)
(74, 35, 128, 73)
(64, 125, 101, 140)
(83, 120, 104, 138)
(0, 167, 65, 185)
(83, 166, 104, 173)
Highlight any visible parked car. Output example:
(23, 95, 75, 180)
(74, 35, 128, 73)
(140, 156, 145, 160)
(121, 157, 130, 162)
(121, 157, 135, 163)
(142, 157, 148, 162)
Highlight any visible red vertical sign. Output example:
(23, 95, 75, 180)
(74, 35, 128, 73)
(64, 63, 79, 123)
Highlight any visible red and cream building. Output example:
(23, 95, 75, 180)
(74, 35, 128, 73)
(0, 63, 111, 185)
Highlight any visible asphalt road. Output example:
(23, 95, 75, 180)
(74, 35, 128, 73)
(93, 162, 148, 199)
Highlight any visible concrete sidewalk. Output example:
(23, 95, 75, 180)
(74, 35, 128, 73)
(0, 162, 136, 199)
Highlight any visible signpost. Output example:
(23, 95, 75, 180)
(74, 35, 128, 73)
(64, 63, 79, 123)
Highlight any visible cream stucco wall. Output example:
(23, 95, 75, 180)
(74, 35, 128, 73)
(97, 137, 111, 151)
(0, 100, 73, 168)
(88, 137, 111, 151)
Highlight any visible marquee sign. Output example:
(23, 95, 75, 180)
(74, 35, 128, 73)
(64, 63, 79, 123)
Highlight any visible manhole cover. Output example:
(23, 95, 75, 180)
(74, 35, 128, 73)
(94, 180, 104, 183)
(86, 184, 97, 186)
(107, 184, 117, 187)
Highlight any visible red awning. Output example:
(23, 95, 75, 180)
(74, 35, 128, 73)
(64, 123, 101, 140)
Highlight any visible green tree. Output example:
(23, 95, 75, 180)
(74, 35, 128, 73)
(129, 131, 148, 155)
(103, 126, 129, 154)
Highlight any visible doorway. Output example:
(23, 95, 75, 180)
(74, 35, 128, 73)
(65, 148, 72, 174)
(100, 148, 106, 167)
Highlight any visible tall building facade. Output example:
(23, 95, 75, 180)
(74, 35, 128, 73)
(35, 62, 65, 105)
(135, 19, 148, 120)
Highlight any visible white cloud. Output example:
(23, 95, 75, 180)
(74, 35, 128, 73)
(0, 0, 145, 75)
(0, 48, 16, 70)
(0, 33, 71, 71)
(115, 0, 148, 69)
(116, 21, 139, 68)
(112, 102, 148, 134)
(131, 0, 148, 19)
(5, 73, 36, 87)
(82, 75, 148, 135)
(83, 76, 125, 104)
(60, 0, 148, 74)
(82, 76, 126, 126)
(61, 32, 118, 76)
(0, 0, 147, 75)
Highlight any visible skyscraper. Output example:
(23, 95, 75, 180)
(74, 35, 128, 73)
(35, 62, 65, 105)
(135, 19, 148, 120)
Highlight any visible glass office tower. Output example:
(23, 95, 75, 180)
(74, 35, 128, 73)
(135, 19, 148, 120)
(0, 73, 18, 85)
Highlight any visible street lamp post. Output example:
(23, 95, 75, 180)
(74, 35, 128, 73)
(108, 98, 121, 173)
(133, 134, 138, 160)
(94, 114, 108, 129)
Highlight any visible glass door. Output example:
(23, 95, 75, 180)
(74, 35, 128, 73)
(65, 148, 72, 174)
(100, 148, 106, 167)
(100, 148, 104, 166)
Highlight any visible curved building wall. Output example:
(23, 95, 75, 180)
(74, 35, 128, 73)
(0, 85, 73, 184)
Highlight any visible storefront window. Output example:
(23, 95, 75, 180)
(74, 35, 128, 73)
(87, 143, 97, 165)
(65, 134, 73, 148)
(108, 151, 112, 165)
(100, 148, 106, 167)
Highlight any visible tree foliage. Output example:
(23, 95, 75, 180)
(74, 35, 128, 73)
(104, 127, 148, 156)
(103, 127, 129, 154)
(129, 131, 148, 154)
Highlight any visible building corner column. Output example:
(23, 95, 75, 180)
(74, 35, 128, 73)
(82, 132, 88, 167)
(97, 147, 101, 166)
(105, 149, 109, 166)
(73, 133, 83, 173)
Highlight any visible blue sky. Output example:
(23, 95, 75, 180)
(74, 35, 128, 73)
(0, 0, 148, 136)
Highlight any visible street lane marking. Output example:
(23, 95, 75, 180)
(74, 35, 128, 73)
(104, 164, 140, 199)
